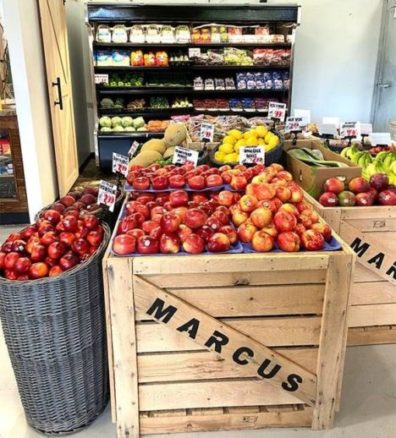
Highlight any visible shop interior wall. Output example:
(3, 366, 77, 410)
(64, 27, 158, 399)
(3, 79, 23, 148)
(76, 0, 382, 134)
(2, 0, 58, 221)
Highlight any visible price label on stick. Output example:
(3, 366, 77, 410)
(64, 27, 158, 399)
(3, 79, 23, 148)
(370, 132, 392, 146)
(322, 117, 341, 129)
(239, 147, 265, 165)
(128, 141, 139, 159)
(94, 74, 109, 85)
(172, 146, 199, 166)
(200, 122, 215, 142)
(360, 123, 373, 136)
(294, 109, 311, 124)
(112, 153, 129, 177)
(268, 102, 287, 122)
(319, 123, 337, 137)
(188, 48, 201, 58)
(285, 116, 305, 133)
(340, 122, 359, 138)
(97, 180, 117, 212)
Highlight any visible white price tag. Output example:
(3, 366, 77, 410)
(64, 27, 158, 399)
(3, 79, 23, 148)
(188, 48, 201, 57)
(293, 109, 311, 124)
(319, 123, 338, 136)
(112, 153, 129, 177)
(94, 74, 109, 85)
(268, 102, 287, 122)
(322, 117, 341, 129)
(360, 123, 373, 136)
(369, 132, 392, 146)
(340, 122, 359, 138)
(285, 117, 305, 133)
(200, 122, 215, 142)
(128, 141, 139, 158)
(239, 147, 265, 165)
(97, 180, 117, 212)
(172, 146, 199, 166)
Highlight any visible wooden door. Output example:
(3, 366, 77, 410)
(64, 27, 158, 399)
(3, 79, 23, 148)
(38, 0, 78, 196)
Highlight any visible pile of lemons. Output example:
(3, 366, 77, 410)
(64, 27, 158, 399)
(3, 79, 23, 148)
(214, 126, 280, 164)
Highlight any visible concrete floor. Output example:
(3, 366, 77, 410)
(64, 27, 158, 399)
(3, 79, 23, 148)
(1, 225, 396, 437)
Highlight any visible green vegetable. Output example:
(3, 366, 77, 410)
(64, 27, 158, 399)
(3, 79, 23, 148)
(124, 126, 136, 132)
(100, 98, 114, 109)
(99, 116, 112, 128)
(288, 148, 348, 168)
(133, 116, 145, 129)
(113, 125, 125, 132)
(111, 116, 122, 127)
(100, 127, 112, 132)
(121, 116, 134, 128)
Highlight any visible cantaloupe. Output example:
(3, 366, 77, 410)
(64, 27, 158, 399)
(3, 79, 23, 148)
(140, 138, 166, 154)
(164, 122, 187, 146)
(163, 147, 175, 159)
(129, 150, 162, 167)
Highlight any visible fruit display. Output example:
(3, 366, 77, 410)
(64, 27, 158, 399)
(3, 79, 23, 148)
(288, 147, 349, 168)
(214, 126, 280, 164)
(0, 213, 105, 281)
(319, 175, 396, 207)
(367, 145, 396, 155)
(99, 115, 146, 133)
(341, 144, 396, 184)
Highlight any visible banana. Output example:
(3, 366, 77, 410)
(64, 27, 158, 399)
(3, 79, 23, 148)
(340, 146, 351, 159)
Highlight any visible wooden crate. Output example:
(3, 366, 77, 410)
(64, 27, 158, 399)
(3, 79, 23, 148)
(306, 194, 396, 346)
(103, 226, 354, 436)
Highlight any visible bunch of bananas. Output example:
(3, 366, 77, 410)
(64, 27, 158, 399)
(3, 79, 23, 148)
(341, 144, 396, 184)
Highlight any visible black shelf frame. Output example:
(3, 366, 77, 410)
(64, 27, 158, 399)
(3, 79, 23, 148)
(97, 87, 289, 96)
(94, 65, 290, 72)
(93, 42, 292, 49)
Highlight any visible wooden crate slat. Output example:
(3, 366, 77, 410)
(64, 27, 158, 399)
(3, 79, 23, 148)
(135, 284, 325, 321)
(133, 253, 329, 275)
(348, 326, 396, 346)
(136, 316, 321, 353)
(137, 348, 318, 383)
(146, 269, 327, 288)
(341, 206, 394, 220)
(139, 379, 302, 411)
(351, 281, 396, 305)
(343, 217, 396, 232)
(349, 304, 396, 328)
(133, 275, 317, 406)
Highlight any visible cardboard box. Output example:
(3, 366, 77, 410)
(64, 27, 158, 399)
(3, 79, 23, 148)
(283, 139, 362, 199)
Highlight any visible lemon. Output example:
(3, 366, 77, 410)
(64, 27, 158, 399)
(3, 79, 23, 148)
(246, 136, 259, 146)
(224, 152, 238, 163)
(223, 135, 237, 145)
(215, 151, 226, 162)
(243, 130, 257, 139)
(235, 138, 246, 149)
(264, 132, 274, 143)
(266, 136, 280, 151)
(234, 143, 244, 153)
(255, 125, 268, 137)
(219, 143, 234, 154)
(227, 129, 243, 140)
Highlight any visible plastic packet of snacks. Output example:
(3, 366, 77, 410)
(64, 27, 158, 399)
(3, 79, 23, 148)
(96, 25, 111, 43)
(270, 34, 285, 43)
(254, 72, 265, 89)
(225, 77, 236, 90)
(246, 72, 256, 90)
(130, 25, 145, 43)
(236, 72, 247, 90)
(161, 25, 175, 43)
(145, 25, 162, 43)
(175, 25, 191, 43)
(112, 25, 128, 43)
(263, 72, 273, 90)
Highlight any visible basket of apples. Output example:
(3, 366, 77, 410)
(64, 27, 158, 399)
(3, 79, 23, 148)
(0, 211, 110, 434)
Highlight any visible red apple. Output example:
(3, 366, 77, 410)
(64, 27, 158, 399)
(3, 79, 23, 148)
(184, 208, 208, 229)
(152, 176, 169, 190)
(4, 252, 20, 270)
(126, 229, 145, 241)
(169, 190, 189, 208)
(71, 238, 90, 256)
(130, 212, 145, 228)
(20, 225, 38, 240)
(25, 237, 40, 254)
(187, 175, 205, 190)
(43, 209, 61, 224)
(348, 177, 370, 194)
(207, 233, 231, 253)
(44, 257, 58, 268)
(4, 269, 18, 280)
(133, 176, 150, 191)
(338, 191, 356, 207)
(40, 231, 59, 247)
(273, 211, 297, 232)
(80, 194, 96, 205)
(211, 209, 229, 226)
(230, 175, 248, 191)
(169, 174, 186, 189)
(82, 214, 100, 230)
(259, 199, 278, 214)
(232, 209, 249, 227)
(59, 252, 79, 271)
(356, 192, 375, 206)
(118, 216, 137, 234)
(182, 233, 205, 254)
(239, 194, 258, 213)
(178, 224, 193, 242)
(276, 170, 293, 181)
(137, 236, 160, 254)
(62, 215, 78, 232)
(206, 174, 223, 188)
(218, 191, 235, 207)
(159, 234, 180, 254)
(294, 223, 307, 237)
(250, 207, 272, 229)
(206, 216, 222, 232)
(252, 230, 274, 252)
(0, 251, 5, 270)
(48, 241, 67, 259)
(161, 213, 181, 234)
(51, 202, 66, 214)
(30, 244, 47, 262)
(323, 177, 345, 194)
(254, 183, 276, 201)
(311, 223, 332, 242)
(29, 262, 49, 279)
(378, 189, 396, 206)
(319, 192, 339, 207)
(276, 186, 292, 202)
(196, 225, 215, 242)
(49, 266, 63, 277)
(262, 224, 278, 239)
(192, 194, 209, 204)
(277, 231, 301, 252)
(295, 202, 312, 213)
(113, 234, 136, 255)
(6, 232, 22, 242)
(86, 229, 103, 247)
(370, 173, 389, 192)
(60, 195, 76, 207)
(237, 222, 257, 243)
(59, 232, 76, 247)
(11, 240, 26, 254)
(38, 221, 55, 237)
(301, 229, 325, 251)
(289, 186, 304, 203)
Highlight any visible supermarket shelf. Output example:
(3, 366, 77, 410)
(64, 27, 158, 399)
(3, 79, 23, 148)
(97, 131, 164, 139)
(93, 42, 292, 49)
(99, 108, 271, 117)
(94, 64, 290, 72)
(0, 173, 13, 178)
(97, 87, 288, 96)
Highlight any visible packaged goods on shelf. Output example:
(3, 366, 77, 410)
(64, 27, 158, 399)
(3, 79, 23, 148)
(95, 25, 111, 43)
(112, 25, 128, 43)
(129, 25, 145, 43)
(253, 48, 291, 66)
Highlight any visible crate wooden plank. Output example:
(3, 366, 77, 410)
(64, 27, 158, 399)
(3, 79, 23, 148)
(133, 253, 329, 275)
(139, 380, 302, 411)
(133, 275, 317, 406)
(349, 304, 396, 328)
(146, 270, 327, 288)
(312, 253, 353, 429)
(344, 217, 396, 232)
(107, 258, 140, 437)
(351, 281, 396, 305)
(137, 348, 318, 383)
(341, 221, 396, 285)
(135, 284, 325, 321)
(140, 406, 313, 434)
(341, 206, 394, 221)
(136, 316, 321, 353)
(348, 326, 396, 346)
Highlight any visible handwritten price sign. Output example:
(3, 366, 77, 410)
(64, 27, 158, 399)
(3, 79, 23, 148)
(285, 116, 305, 133)
(97, 180, 117, 212)
(200, 122, 215, 142)
(112, 153, 129, 177)
(340, 122, 358, 138)
(172, 146, 199, 166)
(239, 147, 265, 165)
(268, 102, 287, 122)
(128, 141, 140, 158)
(94, 74, 109, 85)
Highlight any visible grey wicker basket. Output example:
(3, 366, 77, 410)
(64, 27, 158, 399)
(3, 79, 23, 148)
(0, 224, 111, 435)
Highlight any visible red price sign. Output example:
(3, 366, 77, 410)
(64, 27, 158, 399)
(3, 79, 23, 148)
(97, 180, 117, 212)
(268, 102, 287, 122)
(239, 147, 265, 165)
(340, 122, 358, 138)
(112, 153, 129, 177)
(285, 117, 304, 133)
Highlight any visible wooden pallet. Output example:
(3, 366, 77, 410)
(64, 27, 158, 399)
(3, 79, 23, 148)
(306, 194, 396, 346)
(103, 202, 355, 437)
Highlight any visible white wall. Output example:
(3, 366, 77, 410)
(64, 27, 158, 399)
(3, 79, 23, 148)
(3, 0, 58, 221)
